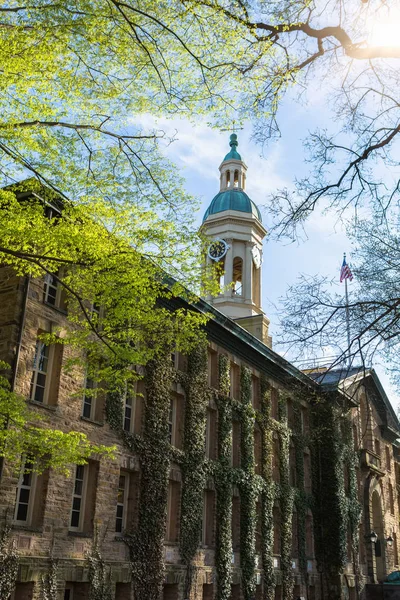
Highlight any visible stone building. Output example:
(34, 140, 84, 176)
(0, 136, 400, 600)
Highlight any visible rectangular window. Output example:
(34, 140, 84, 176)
(14, 460, 36, 524)
(204, 490, 215, 547)
(230, 363, 240, 399)
(29, 337, 62, 406)
(43, 273, 58, 306)
(252, 376, 261, 411)
(271, 388, 279, 420)
(166, 480, 181, 542)
(82, 377, 97, 419)
(115, 473, 128, 533)
(122, 380, 137, 433)
(30, 340, 49, 403)
(82, 374, 104, 422)
(231, 495, 240, 551)
(205, 409, 217, 460)
(208, 350, 218, 388)
(70, 465, 87, 530)
(231, 421, 241, 467)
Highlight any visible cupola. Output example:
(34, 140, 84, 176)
(201, 134, 271, 347)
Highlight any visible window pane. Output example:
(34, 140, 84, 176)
(70, 511, 80, 528)
(19, 488, 30, 504)
(83, 399, 92, 419)
(33, 385, 45, 403)
(16, 503, 29, 522)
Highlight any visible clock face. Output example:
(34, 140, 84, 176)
(251, 246, 262, 269)
(208, 238, 228, 261)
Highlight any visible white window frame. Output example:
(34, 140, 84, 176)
(115, 472, 129, 534)
(82, 374, 98, 420)
(123, 383, 137, 433)
(14, 460, 37, 525)
(30, 339, 54, 404)
(43, 272, 61, 307)
(69, 464, 88, 531)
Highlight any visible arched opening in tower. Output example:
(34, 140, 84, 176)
(233, 257, 243, 295)
(234, 170, 239, 188)
(226, 170, 231, 188)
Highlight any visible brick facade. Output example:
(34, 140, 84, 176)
(1, 268, 400, 600)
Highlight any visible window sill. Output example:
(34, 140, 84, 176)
(43, 301, 68, 315)
(68, 530, 92, 538)
(80, 416, 104, 427)
(28, 399, 57, 412)
(12, 524, 43, 533)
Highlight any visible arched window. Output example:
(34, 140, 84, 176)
(226, 170, 231, 188)
(232, 257, 243, 295)
(234, 170, 239, 188)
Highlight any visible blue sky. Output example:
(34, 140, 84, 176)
(136, 95, 400, 412)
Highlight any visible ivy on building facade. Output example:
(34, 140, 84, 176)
(0, 525, 18, 600)
(103, 343, 360, 600)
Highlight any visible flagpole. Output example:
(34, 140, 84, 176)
(344, 253, 351, 367)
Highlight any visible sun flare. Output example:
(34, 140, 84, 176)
(369, 12, 400, 47)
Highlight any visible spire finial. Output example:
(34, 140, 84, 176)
(229, 133, 238, 149)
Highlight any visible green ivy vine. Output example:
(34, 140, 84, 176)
(309, 395, 360, 599)
(179, 342, 209, 598)
(277, 391, 294, 600)
(258, 377, 275, 600)
(292, 398, 309, 584)
(87, 536, 112, 600)
(40, 558, 58, 600)
(238, 366, 257, 600)
(126, 354, 173, 600)
(0, 525, 18, 600)
(103, 341, 360, 600)
(215, 354, 233, 600)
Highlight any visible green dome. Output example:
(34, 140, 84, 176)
(223, 133, 241, 161)
(203, 189, 262, 222)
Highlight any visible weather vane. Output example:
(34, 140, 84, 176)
(220, 120, 244, 134)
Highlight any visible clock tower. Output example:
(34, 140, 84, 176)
(201, 134, 271, 346)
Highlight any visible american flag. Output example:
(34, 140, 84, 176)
(340, 255, 353, 283)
